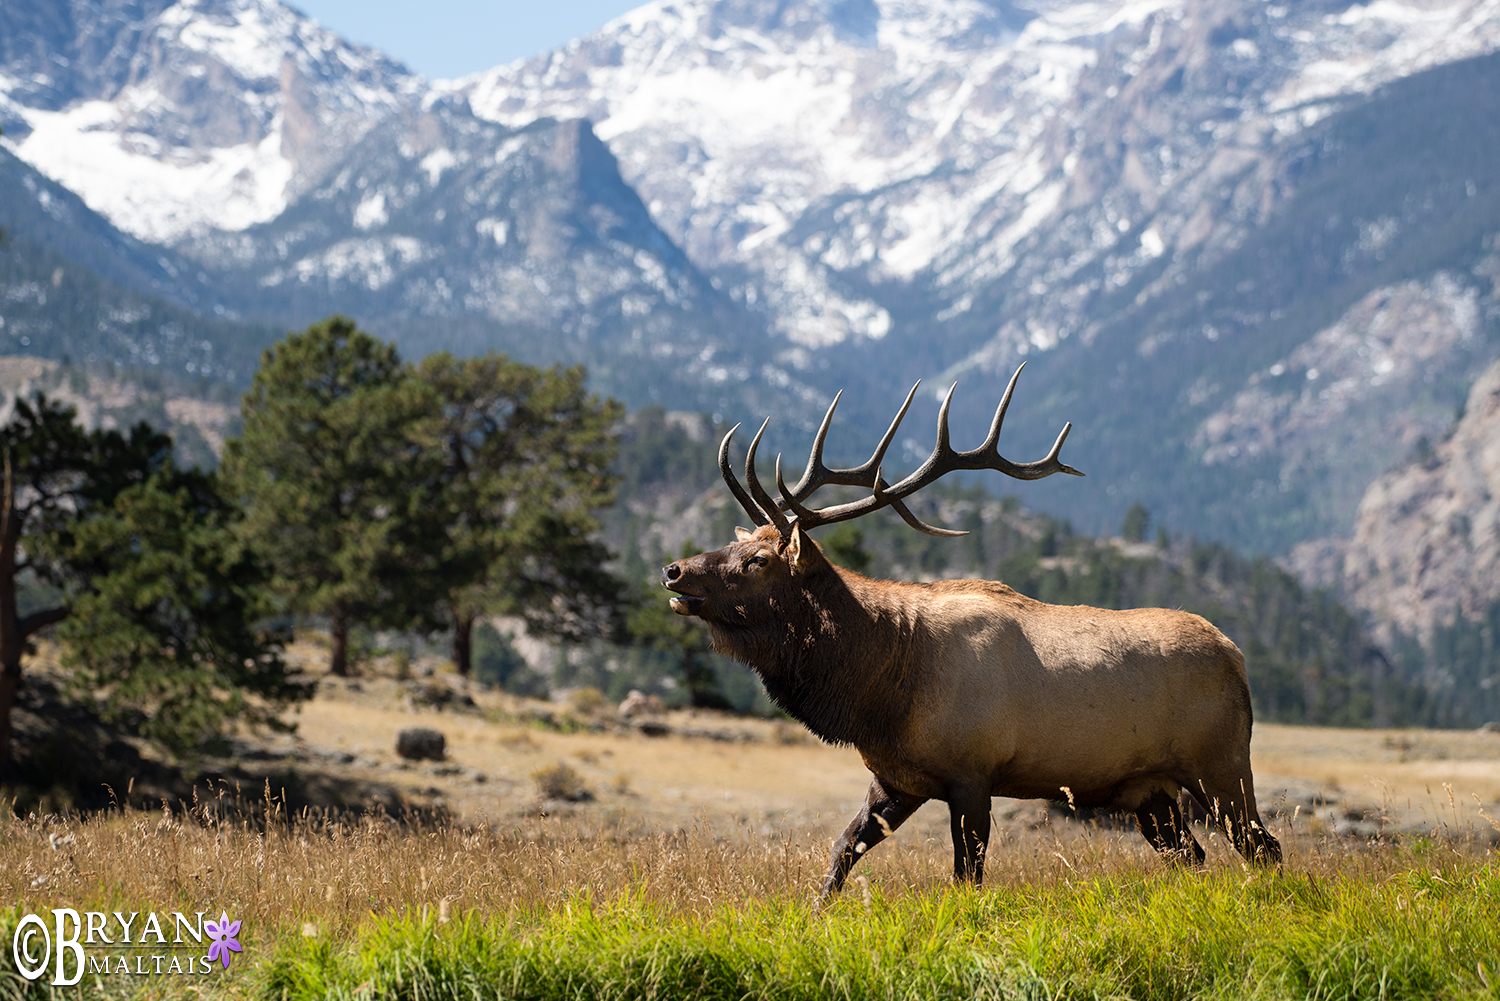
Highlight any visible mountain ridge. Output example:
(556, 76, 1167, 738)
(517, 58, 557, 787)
(3, 0, 1500, 563)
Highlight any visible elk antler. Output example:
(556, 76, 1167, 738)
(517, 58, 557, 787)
(717, 363, 1083, 537)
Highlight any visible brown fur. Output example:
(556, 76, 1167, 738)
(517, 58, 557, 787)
(663, 523, 1282, 899)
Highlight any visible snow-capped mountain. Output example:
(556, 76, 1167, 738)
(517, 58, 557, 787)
(182, 103, 778, 410)
(451, 0, 1500, 550)
(3, 0, 1500, 557)
(1, 0, 769, 411)
(0, 143, 277, 380)
(455, 0, 1500, 354)
(0, 0, 418, 242)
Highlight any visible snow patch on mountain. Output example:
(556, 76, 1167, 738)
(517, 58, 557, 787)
(0, 0, 418, 243)
(9, 99, 293, 242)
(454, 0, 1500, 352)
(1268, 0, 1500, 112)
(258, 236, 435, 291)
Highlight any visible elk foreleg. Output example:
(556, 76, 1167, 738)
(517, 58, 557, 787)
(1189, 774, 1283, 866)
(947, 788, 992, 885)
(820, 776, 926, 902)
(1134, 789, 1205, 866)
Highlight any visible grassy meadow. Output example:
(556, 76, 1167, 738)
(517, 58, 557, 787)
(2, 655, 1499, 1000)
(2, 800, 1497, 1000)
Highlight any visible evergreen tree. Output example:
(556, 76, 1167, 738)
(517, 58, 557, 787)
(417, 353, 623, 674)
(822, 525, 873, 575)
(46, 469, 307, 754)
(1121, 503, 1150, 543)
(0, 396, 172, 765)
(0, 394, 295, 766)
(221, 317, 442, 675)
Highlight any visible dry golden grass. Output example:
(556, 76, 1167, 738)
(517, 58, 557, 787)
(1253, 722, 1500, 814)
(2, 779, 1494, 941)
(5, 642, 1499, 999)
(4, 675, 1498, 1001)
(276, 667, 1500, 848)
(6, 636, 1499, 933)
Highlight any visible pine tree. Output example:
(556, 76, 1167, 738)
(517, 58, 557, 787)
(221, 317, 443, 675)
(417, 353, 623, 674)
(1, 394, 294, 766)
(47, 468, 307, 754)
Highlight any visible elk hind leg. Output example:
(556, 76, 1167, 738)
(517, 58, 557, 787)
(1134, 789, 1204, 866)
(947, 788, 992, 886)
(1190, 772, 1282, 865)
(821, 776, 926, 902)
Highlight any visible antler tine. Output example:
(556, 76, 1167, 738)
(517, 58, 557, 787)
(981, 362, 1027, 453)
(775, 454, 820, 526)
(870, 463, 967, 537)
(784, 381, 920, 505)
(784, 390, 842, 499)
(745, 418, 792, 535)
(719, 423, 768, 527)
(858, 380, 921, 483)
(890, 498, 969, 537)
(999, 421, 1086, 480)
(936, 382, 958, 457)
(881, 381, 958, 497)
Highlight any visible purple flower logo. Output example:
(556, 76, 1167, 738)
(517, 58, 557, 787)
(204, 911, 243, 970)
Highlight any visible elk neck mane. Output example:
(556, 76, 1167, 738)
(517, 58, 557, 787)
(706, 563, 923, 749)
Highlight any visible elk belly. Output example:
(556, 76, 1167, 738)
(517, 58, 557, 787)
(905, 596, 1250, 808)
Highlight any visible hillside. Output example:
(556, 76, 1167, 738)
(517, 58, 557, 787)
(0, 355, 237, 467)
(1285, 356, 1500, 727)
(0, 355, 1476, 727)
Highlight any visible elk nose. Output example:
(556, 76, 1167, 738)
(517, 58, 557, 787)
(662, 563, 681, 583)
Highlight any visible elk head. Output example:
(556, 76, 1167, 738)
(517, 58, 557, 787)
(662, 363, 1083, 620)
(662, 522, 826, 625)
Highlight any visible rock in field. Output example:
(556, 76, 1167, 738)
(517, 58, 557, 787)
(396, 727, 446, 761)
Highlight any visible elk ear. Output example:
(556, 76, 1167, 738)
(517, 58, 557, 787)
(734, 526, 755, 542)
(783, 522, 821, 574)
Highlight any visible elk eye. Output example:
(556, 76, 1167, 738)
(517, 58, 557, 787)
(746, 555, 768, 569)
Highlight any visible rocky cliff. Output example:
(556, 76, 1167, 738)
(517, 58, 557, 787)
(1290, 356, 1500, 647)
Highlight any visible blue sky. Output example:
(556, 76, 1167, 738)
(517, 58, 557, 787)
(289, 0, 646, 79)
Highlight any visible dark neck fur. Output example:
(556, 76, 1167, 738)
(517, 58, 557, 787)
(708, 566, 919, 749)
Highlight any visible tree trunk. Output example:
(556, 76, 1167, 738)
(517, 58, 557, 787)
(329, 613, 350, 676)
(0, 666, 18, 775)
(683, 649, 731, 710)
(0, 468, 21, 771)
(452, 613, 474, 676)
(0, 607, 66, 769)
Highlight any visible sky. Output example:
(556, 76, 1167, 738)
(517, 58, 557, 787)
(287, 0, 647, 79)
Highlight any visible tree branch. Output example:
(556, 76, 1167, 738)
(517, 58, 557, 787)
(19, 606, 69, 636)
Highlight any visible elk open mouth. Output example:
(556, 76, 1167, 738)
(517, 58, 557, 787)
(662, 579, 705, 616)
(668, 595, 704, 616)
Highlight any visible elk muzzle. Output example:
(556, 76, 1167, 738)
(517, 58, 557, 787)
(661, 562, 704, 616)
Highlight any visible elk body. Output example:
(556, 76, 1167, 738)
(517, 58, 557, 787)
(662, 366, 1282, 899)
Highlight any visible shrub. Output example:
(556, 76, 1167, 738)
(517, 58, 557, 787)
(532, 761, 592, 801)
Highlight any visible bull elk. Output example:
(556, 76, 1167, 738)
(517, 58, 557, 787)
(662, 365, 1282, 900)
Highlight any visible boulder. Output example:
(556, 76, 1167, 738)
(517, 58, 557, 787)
(396, 727, 446, 761)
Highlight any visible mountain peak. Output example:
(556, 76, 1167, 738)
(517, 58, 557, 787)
(1, 0, 419, 242)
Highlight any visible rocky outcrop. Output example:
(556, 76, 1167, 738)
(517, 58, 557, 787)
(0, 355, 235, 466)
(1196, 271, 1495, 546)
(1331, 358, 1500, 644)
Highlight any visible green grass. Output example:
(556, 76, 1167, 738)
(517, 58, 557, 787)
(253, 861, 1500, 1001)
